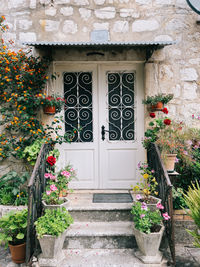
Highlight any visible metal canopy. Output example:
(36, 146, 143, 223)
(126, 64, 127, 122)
(23, 40, 175, 60)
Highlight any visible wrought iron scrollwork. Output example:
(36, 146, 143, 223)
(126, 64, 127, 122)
(108, 72, 135, 141)
(64, 72, 93, 143)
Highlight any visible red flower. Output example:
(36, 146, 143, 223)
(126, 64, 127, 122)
(162, 108, 168, 114)
(149, 112, 156, 118)
(46, 156, 56, 166)
(164, 119, 171, 125)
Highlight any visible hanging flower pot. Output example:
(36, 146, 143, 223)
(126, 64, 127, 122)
(43, 105, 56, 115)
(150, 102, 164, 111)
(163, 154, 177, 172)
(9, 243, 26, 264)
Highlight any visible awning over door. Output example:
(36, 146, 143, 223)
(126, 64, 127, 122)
(23, 41, 175, 61)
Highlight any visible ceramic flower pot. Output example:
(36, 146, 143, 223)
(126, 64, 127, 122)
(163, 154, 177, 172)
(133, 224, 165, 264)
(150, 102, 163, 111)
(43, 105, 56, 115)
(9, 242, 26, 264)
(42, 197, 69, 210)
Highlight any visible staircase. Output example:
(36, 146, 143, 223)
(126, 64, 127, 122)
(55, 190, 168, 267)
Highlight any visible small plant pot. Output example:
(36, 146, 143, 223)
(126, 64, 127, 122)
(38, 229, 67, 259)
(9, 242, 26, 264)
(133, 224, 164, 264)
(42, 197, 70, 210)
(150, 102, 163, 111)
(163, 154, 177, 172)
(132, 193, 161, 211)
(43, 105, 56, 115)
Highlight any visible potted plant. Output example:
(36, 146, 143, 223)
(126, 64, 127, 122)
(42, 163, 77, 209)
(35, 208, 73, 260)
(132, 162, 160, 209)
(183, 181, 200, 248)
(142, 93, 173, 111)
(131, 201, 170, 264)
(38, 94, 65, 114)
(0, 209, 28, 264)
(156, 121, 183, 172)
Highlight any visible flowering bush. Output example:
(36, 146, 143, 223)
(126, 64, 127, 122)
(0, 17, 71, 161)
(131, 201, 170, 234)
(132, 162, 158, 199)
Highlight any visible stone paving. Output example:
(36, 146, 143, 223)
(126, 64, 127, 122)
(0, 244, 200, 267)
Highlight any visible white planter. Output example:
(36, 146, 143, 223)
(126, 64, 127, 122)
(38, 229, 67, 259)
(42, 197, 69, 210)
(132, 194, 161, 211)
(133, 224, 165, 264)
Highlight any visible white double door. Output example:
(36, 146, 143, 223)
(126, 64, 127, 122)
(55, 63, 144, 189)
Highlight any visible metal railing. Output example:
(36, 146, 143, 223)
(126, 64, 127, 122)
(26, 143, 52, 264)
(147, 143, 175, 265)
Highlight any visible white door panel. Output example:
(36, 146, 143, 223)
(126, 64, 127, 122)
(55, 63, 145, 189)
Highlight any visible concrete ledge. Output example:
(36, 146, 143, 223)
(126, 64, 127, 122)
(0, 204, 27, 218)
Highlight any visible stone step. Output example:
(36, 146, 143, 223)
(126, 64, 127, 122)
(59, 249, 168, 267)
(64, 221, 136, 249)
(67, 191, 133, 222)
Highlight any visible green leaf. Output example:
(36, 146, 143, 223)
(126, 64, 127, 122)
(16, 233, 24, 239)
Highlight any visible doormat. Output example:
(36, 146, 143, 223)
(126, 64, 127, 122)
(93, 193, 133, 203)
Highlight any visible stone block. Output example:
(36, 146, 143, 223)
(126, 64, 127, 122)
(180, 68, 198, 81)
(166, 19, 188, 31)
(120, 9, 139, 18)
(154, 35, 173, 42)
(39, 0, 51, 4)
(79, 8, 91, 21)
(155, 0, 172, 4)
(183, 83, 197, 100)
(132, 19, 159, 32)
(30, 0, 37, 9)
(63, 20, 78, 34)
(18, 20, 32, 30)
(45, 7, 57, 16)
(73, 0, 89, 5)
(19, 32, 36, 42)
(54, 0, 70, 4)
(60, 7, 74, 16)
(113, 21, 129, 33)
(8, 0, 26, 9)
(94, 0, 106, 4)
(39, 20, 60, 32)
(95, 7, 116, 19)
(135, 0, 152, 4)
(93, 23, 109, 30)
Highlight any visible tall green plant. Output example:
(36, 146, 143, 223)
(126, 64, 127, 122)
(183, 181, 200, 248)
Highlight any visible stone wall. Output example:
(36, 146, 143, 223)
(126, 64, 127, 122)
(1, 0, 200, 126)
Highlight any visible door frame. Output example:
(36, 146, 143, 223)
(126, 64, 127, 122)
(53, 61, 145, 189)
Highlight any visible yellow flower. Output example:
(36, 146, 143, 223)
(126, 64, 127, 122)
(143, 173, 149, 179)
(155, 191, 158, 195)
(152, 177, 156, 182)
(143, 189, 150, 195)
(17, 194, 20, 198)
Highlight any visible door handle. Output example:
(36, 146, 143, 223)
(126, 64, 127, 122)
(101, 125, 110, 141)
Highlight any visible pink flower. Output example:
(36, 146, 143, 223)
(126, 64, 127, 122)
(49, 174, 56, 180)
(137, 162, 141, 168)
(50, 184, 57, 191)
(163, 212, 170, 220)
(44, 173, 50, 178)
(151, 169, 155, 173)
(61, 171, 71, 177)
(156, 203, 164, 210)
(175, 157, 179, 163)
(143, 164, 148, 168)
(141, 202, 148, 211)
(140, 214, 145, 219)
(136, 194, 142, 200)
(183, 151, 188, 155)
(46, 190, 51, 195)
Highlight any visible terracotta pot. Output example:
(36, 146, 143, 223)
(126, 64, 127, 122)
(164, 154, 177, 172)
(43, 105, 56, 115)
(150, 102, 163, 111)
(9, 242, 26, 264)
